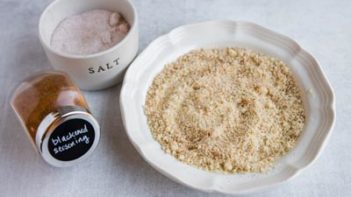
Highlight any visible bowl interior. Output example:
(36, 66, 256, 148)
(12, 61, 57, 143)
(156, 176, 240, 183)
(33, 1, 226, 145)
(39, 0, 136, 57)
(120, 21, 335, 194)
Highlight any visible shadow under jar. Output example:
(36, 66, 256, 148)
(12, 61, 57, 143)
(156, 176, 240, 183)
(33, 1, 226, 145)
(11, 71, 100, 167)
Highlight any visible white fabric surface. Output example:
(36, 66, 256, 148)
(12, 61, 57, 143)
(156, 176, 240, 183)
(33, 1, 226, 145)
(0, 0, 350, 196)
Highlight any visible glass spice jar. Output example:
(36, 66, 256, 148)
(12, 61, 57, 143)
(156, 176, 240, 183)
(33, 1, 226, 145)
(11, 71, 100, 167)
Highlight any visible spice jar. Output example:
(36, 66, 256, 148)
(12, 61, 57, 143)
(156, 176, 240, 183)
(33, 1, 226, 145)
(11, 71, 100, 167)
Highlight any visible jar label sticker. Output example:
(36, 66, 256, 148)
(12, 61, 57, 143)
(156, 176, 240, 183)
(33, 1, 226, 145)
(48, 119, 95, 161)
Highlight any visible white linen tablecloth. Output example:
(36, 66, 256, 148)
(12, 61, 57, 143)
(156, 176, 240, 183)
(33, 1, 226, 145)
(0, 0, 350, 196)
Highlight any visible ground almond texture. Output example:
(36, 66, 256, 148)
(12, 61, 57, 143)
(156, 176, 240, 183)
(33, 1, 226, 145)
(144, 48, 305, 173)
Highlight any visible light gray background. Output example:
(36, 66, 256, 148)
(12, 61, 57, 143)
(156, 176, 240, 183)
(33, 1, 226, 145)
(0, 0, 350, 196)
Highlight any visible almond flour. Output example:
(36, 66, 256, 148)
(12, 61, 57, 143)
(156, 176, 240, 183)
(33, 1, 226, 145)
(144, 48, 305, 173)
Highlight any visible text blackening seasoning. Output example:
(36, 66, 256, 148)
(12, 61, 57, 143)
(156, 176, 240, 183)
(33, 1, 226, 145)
(48, 119, 95, 161)
(11, 71, 100, 167)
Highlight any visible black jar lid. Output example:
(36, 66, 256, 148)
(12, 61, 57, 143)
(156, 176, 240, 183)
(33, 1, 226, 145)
(35, 106, 100, 167)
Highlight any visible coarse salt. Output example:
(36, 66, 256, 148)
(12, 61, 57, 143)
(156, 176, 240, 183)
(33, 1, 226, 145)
(50, 9, 130, 55)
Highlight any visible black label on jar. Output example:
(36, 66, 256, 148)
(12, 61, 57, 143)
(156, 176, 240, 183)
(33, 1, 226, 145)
(48, 119, 95, 161)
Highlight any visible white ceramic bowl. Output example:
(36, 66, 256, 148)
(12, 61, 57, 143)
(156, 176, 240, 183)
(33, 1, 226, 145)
(39, 0, 138, 90)
(120, 21, 335, 195)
